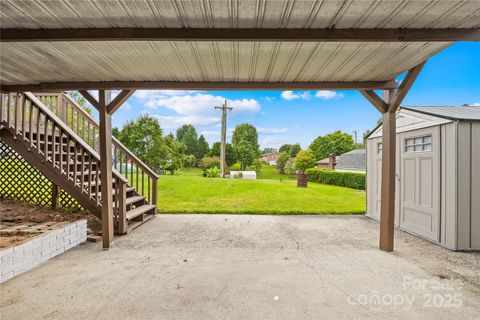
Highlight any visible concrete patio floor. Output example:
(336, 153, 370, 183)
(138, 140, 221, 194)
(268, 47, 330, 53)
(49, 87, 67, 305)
(1, 214, 479, 320)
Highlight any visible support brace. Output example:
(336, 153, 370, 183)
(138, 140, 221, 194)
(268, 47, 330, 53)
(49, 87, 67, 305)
(360, 62, 425, 252)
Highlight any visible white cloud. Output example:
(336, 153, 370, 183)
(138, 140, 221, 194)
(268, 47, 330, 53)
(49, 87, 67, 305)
(315, 90, 343, 99)
(256, 127, 290, 134)
(141, 92, 260, 130)
(134, 90, 202, 100)
(265, 96, 275, 102)
(281, 90, 311, 100)
(472, 102, 480, 106)
(145, 93, 260, 116)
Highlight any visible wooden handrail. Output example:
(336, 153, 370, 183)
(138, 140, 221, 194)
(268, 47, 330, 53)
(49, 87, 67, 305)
(60, 93, 159, 179)
(25, 93, 128, 183)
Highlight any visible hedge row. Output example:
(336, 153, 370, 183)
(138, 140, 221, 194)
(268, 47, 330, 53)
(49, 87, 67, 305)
(305, 168, 366, 190)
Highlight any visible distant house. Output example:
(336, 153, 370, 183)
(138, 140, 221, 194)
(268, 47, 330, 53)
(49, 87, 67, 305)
(335, 149, 366, 173)
(260, 152, 280, 166)
(316, 155, 336, 170)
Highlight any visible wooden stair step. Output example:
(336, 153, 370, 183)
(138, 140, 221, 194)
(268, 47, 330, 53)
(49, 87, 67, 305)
(126, 204, 156, 221)
(126, 195, 145, 206)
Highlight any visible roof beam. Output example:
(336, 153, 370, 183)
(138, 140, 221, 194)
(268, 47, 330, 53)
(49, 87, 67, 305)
(0, 80, 398, 93)
(1, 28, 479, 42)
(106, 89, 135, 115)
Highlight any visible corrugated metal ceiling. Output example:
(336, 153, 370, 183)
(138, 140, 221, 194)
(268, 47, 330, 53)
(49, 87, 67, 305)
(1, 0, 479, 29)
(0, 0, 478, 86)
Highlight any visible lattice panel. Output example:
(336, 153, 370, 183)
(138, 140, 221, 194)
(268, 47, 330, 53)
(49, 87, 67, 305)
(0, 141, 84, 212)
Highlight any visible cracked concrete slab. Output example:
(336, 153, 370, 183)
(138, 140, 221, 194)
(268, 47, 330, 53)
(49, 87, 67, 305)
(1, 215, 479, 320)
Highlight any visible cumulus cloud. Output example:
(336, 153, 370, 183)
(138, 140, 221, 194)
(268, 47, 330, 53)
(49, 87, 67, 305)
(134, 90, 202, 100)
(140, 92, 260, 129)
(281, 90, 311, 100)
(315, 90, 343, 99)
(472, 102, 480, 106)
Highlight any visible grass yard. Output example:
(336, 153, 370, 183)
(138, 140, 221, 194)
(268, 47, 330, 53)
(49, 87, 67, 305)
(157, 171, 366, 214)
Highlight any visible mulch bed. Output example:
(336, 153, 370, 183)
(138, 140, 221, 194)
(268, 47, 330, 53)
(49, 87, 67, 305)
(0, 200, 102, 248)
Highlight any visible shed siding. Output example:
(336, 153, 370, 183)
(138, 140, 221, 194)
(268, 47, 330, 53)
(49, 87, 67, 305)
(440, 122, 457, 249)
(456, 122, 471, 250)
(470, 122, 480, 249)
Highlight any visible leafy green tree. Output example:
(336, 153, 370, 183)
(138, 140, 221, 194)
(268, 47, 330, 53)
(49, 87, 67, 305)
(183, 154, 197, 168)
(232, 123, 260, 157)
(176, 124, 199, 156)
(112, 127, 120, 138)
(252, 159, 262, 175)
(118, 115, 169, 170)
(279, 144, 292, 153)
(294, 149, 316, 172)
(235, 140, 256, 170)
(208, 142, 237, 166)
(68, 91, 92, 115)
(276, 152, 290, 170)
(196, 135, 210, 160)
(309, 130, 355, 161)
(262, 147, 277, 154)
(165, 133, 187, 169)
(289, 143, 301, 158)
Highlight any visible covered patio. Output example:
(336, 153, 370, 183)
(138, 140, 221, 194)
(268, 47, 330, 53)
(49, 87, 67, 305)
(2, 0, 479, 251)
(1, 215, 479, 319)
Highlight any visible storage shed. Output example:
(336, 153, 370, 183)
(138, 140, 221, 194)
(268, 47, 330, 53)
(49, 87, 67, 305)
(366, 106, 480, 251)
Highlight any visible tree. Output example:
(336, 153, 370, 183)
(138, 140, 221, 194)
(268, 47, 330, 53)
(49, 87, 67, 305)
(309, 130, 355, 161)
(112, 127, 120, 138)
(236, 140, 256, 170)
(209, 142, 237, 166)
(362, 129, 372, 144)
(276, 152, 290, 171)
(294, 149, 316, 172)
(68, 91, 92, 115)
(289, 143, 301, 158)
(262, 147, 277, 154)
(118, 115, 169, 170)
(232, 123, 260, 157)
(279, 144, 292, 153)
(196, 135, 210, 160)
(165, 133, 187, 170)
(176, 125, 198, 156)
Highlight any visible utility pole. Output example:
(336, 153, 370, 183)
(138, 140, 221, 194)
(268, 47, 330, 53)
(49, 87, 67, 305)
(215, 100, 232, 178)
(353, 130, 358, 144)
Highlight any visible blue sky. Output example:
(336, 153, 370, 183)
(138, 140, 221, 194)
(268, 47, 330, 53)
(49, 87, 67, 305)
(110, 42, 480, 149)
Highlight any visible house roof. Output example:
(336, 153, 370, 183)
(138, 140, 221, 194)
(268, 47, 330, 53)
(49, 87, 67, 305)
(335, 149, 366, 171)
(1, 0, 479, 91)
(402, 106, 480, 121)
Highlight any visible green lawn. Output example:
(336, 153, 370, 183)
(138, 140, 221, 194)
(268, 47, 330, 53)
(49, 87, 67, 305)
(157, 171, 366, 215)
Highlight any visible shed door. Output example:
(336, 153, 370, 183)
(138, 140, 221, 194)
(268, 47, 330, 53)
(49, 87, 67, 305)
(399, 127, 440, 241)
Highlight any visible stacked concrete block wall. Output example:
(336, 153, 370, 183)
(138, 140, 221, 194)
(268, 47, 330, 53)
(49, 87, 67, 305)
(0, 220, 87, 283)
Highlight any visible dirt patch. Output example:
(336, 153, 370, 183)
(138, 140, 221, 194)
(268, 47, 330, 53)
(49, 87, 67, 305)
(0, 200, 101, 235)
(0, 231, 40, 248)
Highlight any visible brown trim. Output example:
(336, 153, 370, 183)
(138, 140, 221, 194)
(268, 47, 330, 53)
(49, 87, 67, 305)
(78, 90, 99, 109)
(389, 62, 426, 111)
(1, 28, 479, 42)
(107, 89, 135, 115)
(1, 80, 398, 92)
(360, 90, 388, 113)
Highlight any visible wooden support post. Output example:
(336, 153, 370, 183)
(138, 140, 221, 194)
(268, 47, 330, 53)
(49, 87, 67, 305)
(98, 90, 114, 249)
(379, 90, 396, 252)
(360, 62, 425, 252)
(51, 183, 60, 209)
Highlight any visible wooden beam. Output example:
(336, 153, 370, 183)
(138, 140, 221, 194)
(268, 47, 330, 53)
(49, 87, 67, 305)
(360, 90, 388, 113)
(389, 62, 426, 111)
(379, 92, 397, 252)
(107, 89, 135, 115)
(1, 80, 398, 93)
(98, 90, 114, 249)
(78, 90, 99, 110)
(1, 28, 479, 42)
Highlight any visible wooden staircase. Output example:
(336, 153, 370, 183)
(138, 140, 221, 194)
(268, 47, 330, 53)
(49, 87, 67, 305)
(0, 92, 158, 235)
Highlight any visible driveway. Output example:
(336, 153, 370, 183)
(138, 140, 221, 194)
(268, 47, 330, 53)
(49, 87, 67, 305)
(1, 215, 479, 320)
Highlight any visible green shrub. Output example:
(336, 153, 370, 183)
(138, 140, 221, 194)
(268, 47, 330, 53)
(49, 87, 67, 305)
(205, 166, 220, 178)
(252, 159, 262, 175)
(229, 162, 242, 171)
(294, 149, 316, 172)
(305, 168, 365, 190)
(200, 156, 221, 170)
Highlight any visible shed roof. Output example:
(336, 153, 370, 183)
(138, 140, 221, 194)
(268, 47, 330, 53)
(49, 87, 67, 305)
(1, 0, 479, 91)
(402, 106, 480, 121)
(335, 149, 366, 171)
